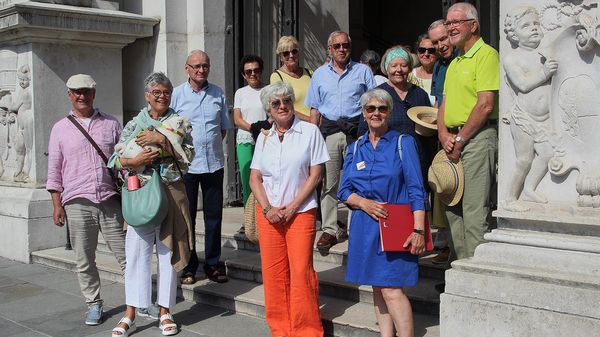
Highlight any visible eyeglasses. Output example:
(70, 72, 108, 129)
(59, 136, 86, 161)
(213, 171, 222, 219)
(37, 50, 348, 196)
(149, 90, 172, 98)
(270, 97, 293, 109)
(69, 89, 94, 97)
(364, 105, 389, 114)
(243, 68, 262, 76)
(444, 19, 474, 28)
(281, 49, 299, 57)
(186, 63, 210, 70)
(418, 47, 436, 54)
(329, 42, 351, 50)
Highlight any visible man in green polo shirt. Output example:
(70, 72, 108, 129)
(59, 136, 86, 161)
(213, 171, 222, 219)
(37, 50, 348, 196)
(436, 2, 499, 260)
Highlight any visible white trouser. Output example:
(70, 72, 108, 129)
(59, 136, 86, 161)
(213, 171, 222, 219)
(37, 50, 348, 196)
(125, 225, 177, 309)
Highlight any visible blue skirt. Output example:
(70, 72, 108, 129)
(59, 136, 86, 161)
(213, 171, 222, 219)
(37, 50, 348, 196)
(345, 210, 418, 287)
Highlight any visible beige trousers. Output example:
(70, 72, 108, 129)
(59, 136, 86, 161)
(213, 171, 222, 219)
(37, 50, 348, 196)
(64, 196, 126, 305)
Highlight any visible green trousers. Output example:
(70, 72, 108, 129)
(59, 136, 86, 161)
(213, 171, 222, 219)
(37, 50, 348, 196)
(445, 126, 497, 260)
(237, 143, 254, 206)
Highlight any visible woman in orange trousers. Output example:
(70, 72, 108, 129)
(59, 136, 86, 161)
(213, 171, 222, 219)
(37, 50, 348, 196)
(249, 82, 329, 337)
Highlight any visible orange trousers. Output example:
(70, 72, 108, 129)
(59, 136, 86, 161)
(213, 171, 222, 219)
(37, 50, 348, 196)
(257, 207, 324, 337)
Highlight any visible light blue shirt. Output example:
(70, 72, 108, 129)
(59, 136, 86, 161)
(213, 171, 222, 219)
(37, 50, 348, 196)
(304, 60, 376, 120)
(171, 81, 232, 174)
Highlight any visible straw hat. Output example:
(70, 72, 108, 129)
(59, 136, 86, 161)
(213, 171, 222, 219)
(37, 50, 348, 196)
(408, 106, 438, 137)
(428, 150, 464, 206)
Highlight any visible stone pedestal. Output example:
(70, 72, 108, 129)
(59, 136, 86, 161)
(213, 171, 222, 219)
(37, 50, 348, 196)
(441, 0, 600, 335)
(0, 1, 157, 262)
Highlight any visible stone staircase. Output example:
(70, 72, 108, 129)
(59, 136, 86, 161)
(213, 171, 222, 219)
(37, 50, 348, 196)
(32, 207, 443, 336)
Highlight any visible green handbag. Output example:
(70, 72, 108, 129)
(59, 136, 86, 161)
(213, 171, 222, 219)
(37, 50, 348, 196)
(121, 169, 168, 228)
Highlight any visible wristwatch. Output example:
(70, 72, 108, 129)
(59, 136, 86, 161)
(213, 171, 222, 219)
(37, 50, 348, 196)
(454, 135, 467, 145)
(413, 228, 425, 236)
(262, 205, 272, 216)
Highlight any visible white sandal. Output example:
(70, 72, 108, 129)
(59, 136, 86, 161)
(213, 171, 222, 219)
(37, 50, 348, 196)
(112, 317, 136, 337)
(159, 313, 179, 336)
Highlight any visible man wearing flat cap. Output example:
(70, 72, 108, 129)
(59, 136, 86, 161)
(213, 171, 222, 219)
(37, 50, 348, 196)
(46, 74, 126, 325)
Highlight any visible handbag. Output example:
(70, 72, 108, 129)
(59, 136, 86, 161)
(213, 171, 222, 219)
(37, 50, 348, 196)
(244, 192, 259, 244)
(121, 168, 168, 227)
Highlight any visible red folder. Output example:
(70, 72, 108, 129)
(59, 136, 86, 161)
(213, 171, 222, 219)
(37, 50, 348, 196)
(378, 204, 433, 252)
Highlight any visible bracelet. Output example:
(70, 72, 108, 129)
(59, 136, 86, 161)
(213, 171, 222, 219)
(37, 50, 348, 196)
(413, 228, 425, 236)
(262, 205, 272, 216)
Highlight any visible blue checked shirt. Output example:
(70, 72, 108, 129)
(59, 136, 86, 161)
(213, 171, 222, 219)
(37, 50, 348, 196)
(305, 60, 376, 120)
(171, 81, 232, 174)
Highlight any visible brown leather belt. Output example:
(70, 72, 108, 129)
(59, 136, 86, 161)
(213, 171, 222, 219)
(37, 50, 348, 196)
(447, 119, 497, 134)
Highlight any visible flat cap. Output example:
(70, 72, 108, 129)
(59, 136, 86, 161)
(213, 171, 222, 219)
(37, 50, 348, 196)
(66, 74, 96, 89)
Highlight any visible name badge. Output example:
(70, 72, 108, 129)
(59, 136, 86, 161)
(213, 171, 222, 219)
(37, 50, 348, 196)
(356, 161, 366, 170)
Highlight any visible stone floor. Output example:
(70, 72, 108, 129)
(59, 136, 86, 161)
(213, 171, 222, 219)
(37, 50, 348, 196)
(0, 257, 270, 337)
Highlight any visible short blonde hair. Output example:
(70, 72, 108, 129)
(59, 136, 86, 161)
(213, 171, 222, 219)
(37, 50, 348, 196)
(276, 36, 300, 54)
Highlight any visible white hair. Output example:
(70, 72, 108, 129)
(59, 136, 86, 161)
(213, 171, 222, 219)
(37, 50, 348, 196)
(448, 2, 479, 22)
(327, 31, 351, 46)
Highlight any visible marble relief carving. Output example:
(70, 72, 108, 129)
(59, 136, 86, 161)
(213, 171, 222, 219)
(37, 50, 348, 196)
(501, 0, 600, 211)
(0, 50, 33, 183)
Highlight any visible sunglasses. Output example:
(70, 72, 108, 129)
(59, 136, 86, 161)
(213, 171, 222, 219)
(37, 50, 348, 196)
(330, 42, 351, 50)
(243, 68, 262, 76)
(364, 105, 389, 114)
(149, 90, 172, 98)
(418, 47, 436, 55)
(270, 97, 293, 109)
(281, 49, 299, 57)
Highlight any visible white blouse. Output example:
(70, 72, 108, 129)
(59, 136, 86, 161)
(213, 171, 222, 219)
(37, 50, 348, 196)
(250, 118, 329, 212)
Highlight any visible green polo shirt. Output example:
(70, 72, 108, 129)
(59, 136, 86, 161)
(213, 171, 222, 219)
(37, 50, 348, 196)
(443, 38, 499, 128)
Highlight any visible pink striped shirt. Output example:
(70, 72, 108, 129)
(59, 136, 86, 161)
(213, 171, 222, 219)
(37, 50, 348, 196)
(46, 109, 122, 204)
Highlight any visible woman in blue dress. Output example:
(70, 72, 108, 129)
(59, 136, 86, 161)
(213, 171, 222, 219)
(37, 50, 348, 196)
(338, 88, 427, 337)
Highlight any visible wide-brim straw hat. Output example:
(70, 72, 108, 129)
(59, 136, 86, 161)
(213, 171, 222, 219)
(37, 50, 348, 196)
(408, 106, 438, 137)
(428, 150, 464, 206)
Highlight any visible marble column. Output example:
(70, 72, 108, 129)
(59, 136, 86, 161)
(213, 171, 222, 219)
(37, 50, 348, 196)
(0, 0, 158, 262)
(440, 1, 600, 335)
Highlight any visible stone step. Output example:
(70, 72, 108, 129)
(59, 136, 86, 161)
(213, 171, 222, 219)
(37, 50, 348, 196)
(180, 277, 440, 337)
(207, 246, 441, 315)
(31, 247, 440, 337)
(95, 216, 448, 282)
(191, 210, 449, 281)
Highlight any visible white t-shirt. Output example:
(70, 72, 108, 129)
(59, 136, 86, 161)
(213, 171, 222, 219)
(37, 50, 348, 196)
(233, 85, 266, 145)
(410, 68, 435, 106)
(250, 118, 329, 212)
(374, 74, 387, 86)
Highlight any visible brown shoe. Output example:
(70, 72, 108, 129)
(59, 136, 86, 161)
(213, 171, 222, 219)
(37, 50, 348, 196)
(432, 247, 450, 264)
(317, 232, 338, 251)
(204, 265, 228, 283)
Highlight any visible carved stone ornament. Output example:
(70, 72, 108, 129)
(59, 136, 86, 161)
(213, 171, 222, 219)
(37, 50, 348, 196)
(500, 0, 600, 212)
(0, 50, 33, 184)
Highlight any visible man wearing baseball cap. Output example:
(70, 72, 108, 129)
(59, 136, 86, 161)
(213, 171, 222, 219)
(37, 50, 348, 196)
(46, 74, 126, 325)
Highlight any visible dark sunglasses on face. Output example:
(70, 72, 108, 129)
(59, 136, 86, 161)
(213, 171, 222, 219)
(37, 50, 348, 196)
(281, 49, 299, 57)
(418, 47, 436, 55)
(270, 97, 293, 109)
(365, 105, 389, 114)
(243, 68, 262, 76)
(330, 42, 351, 50)
(149, 90, 172, 98)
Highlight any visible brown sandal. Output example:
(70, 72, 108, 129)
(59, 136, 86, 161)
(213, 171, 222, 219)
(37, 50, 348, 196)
(180, 273, 196, 285)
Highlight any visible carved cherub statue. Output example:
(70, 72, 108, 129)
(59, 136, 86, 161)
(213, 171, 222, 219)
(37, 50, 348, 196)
(503, 6, 560, 211)
(9, 65, 34, 182)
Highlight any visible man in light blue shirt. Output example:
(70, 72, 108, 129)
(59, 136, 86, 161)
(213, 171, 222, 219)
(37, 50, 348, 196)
(305, 31, 376, 252)
(171, 50, 232, 284)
